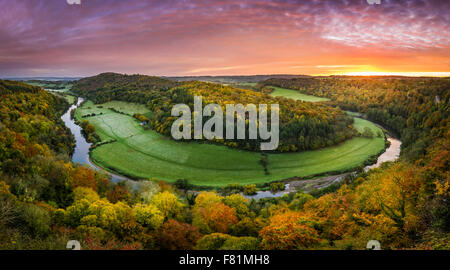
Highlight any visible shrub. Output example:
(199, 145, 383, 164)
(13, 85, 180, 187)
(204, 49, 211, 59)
(243, 185, 257, 195)
(196, 233, 231, 250)
(174, 179, 192, 190)
(21, 204, 51, 237)
(269, 182, 285, 192)
(159, 219, 202, 250)
(218, 183, 243, 196)
(362, 127, 374, 138)
(220, 236, 260, 250)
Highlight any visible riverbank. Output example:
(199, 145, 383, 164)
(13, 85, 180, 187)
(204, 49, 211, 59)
(61, 96, 400, 198)
(73, 99, 386, 186)
(243, 135, 400, 200)
(61, 97, 136, 184)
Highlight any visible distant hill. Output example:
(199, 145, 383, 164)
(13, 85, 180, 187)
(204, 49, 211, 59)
(1, 77, 82, 81)
(72, 72, 181, 104)
(168, 74, 311, 84)
(72, 72, 356, 153)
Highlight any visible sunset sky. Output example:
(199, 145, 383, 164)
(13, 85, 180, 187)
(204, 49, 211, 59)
(0, 0, 449, 77)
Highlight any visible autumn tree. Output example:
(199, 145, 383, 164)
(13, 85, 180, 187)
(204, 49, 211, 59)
(71, 166, 97, 191)
(107, 184, 131, 203)
(151, 191, 185, 221)
(193, 192, 238, 234)
(158, 219, 202, 250)
(223, 194, 251, 220)
(259, 210, 321, 250)
(132, 203, 165, 230)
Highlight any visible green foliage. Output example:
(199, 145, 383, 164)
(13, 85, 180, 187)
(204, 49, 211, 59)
(243, 184, 257, 195)
(195, 233, 232, 250)
(0, 77, 448, 251)
(220, 236, 260, 250)
(269, 86, 329, 102)
(174, 179, 193, 190)
(270, 182, 285, 192)
(20, 204, 51, 237)
(132, 203, 165, 230)
(259, 76, 449, 161)
(151, 191, 185, 221)
(289, 192, 315, 210)
(196, 233, 259, 250)
(73, 73, 357, 153)
(362, 127, 374, 138)
(74, 99, 385, 186)
(72, 72, 180, 104)
(223, 194, 251, 220)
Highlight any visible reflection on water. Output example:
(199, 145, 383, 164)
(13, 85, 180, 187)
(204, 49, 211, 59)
(243, 184, 291, 200)
(61, 98, 92, 164)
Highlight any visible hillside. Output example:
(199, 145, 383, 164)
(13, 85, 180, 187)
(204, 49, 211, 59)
(72, 73, 357, 152)
(168, 74, 312, 84)
(0, 80, 88, 208)
(72, 72, 181, 104)
(257, 77, 449, 160)
(0, 78, 448, 250)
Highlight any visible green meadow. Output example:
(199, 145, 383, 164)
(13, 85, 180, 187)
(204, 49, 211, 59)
(27, 81, 73, 92)
(62, 94, 77, 104)
(75, 98, 385, 187)
(270, 86, 330, 102)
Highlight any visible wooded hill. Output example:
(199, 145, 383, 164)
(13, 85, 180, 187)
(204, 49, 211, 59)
(0, 78, 448, 250)
(72, 73, 356, 152)
(258, 76, 450, 160)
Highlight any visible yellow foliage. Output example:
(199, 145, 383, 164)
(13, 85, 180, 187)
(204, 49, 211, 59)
(73, 187, 100, 203)
(132, 203, 164, 230)
(151, 191, 185, 220)
(434, 180, 450, 197)
(195, 191, 223, 208)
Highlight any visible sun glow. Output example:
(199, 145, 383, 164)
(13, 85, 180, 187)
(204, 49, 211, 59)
(339, 71, 450, 77)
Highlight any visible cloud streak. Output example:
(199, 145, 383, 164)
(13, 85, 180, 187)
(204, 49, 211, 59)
(0, 0, 449, 76)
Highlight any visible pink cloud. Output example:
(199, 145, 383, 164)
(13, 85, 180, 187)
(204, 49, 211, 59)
(0, 0, 448, 76)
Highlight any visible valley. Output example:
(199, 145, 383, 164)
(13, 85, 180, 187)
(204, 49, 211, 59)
(70, 85, 386, 187)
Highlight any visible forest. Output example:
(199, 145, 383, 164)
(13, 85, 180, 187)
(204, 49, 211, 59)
(258, 77, 449, 161)
(72, 73, 356, 152)
(0, 77, 448, 250)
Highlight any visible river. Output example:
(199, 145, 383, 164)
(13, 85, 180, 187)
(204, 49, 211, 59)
(364, 137, 401, 171)
(61, 97, 131, 183)
(244, 136, 402, 199)
(61, 98, 402, 198)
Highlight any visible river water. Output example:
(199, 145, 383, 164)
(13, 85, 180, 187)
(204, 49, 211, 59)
(364, 137, 401, 171)
(61, 97, 129, 183)
(244, 136, 402, 199)
(61, 98, 402, 197)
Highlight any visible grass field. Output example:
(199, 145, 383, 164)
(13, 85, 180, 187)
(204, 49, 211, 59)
(75, 100, 385, 187)
(62, 94, 77, 104)
(270, 86, 330, 102)
(27, 81, 73, 92)
(237, 82, 257, 87)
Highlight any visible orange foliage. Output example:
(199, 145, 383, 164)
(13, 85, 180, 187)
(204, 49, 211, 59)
(259, 210, 321, 250)
(158, 219, 202, 250)
(107, 185, 130, 203)
(71, 167, 97, 191)
(193, 202, 238, 234)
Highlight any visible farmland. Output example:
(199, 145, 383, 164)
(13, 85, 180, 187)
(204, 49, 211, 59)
(75, 99, 385, 187)
(269, 86, 330, 102)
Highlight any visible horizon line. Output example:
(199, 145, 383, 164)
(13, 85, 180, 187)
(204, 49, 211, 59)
(2, 72, 450, 79)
